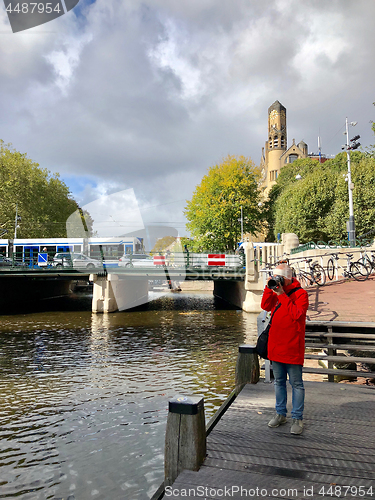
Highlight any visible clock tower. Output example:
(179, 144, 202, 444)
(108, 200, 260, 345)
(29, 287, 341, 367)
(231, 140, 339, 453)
(260, 100, 287, 194)
(260, 100, 309, 196)
(267, 100, 287, 171)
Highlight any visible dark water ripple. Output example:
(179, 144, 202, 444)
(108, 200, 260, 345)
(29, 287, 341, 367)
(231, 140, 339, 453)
(0, 292, 258, 499)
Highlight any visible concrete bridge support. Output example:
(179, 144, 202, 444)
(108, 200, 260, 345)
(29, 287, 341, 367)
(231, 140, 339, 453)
(91, 274, 149, 313)
(214, 235, 300, 313)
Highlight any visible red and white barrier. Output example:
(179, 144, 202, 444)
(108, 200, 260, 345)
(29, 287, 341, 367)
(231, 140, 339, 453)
(153, 255, 166, 266)
(207, 254, 226, 266)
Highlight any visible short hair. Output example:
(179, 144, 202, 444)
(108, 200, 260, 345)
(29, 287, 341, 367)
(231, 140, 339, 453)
(274, 263, 293, 280)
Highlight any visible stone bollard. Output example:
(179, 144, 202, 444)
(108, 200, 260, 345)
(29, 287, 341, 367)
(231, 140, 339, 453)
(235, 344, 260, 394)
(164, 395, 206, 487)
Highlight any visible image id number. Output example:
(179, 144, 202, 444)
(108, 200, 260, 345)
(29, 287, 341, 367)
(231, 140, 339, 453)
(319, 485, 374, 497)
(5, 3, 61, 14)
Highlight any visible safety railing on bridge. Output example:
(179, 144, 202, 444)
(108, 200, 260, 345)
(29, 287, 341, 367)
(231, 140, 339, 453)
(153, 252, 243, 269)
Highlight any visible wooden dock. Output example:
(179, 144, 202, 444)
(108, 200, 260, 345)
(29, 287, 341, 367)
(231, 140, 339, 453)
(167, 381, 375, 499)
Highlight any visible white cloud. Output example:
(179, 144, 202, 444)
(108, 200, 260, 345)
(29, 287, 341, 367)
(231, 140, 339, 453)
(0, 0, 375, 234)
(148, 19, 205, 100)
(45, 33, 93, 93)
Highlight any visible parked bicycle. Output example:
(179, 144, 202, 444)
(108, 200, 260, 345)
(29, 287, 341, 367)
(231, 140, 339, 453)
(358, 249, 375, 274)
(326, 253, 369, 281)
(295, 258, 326, 288)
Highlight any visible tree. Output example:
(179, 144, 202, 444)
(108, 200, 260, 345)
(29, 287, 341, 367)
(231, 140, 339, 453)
(268, 152, 375, 244)
(0, 140, 80, 238)
(184, 155, 262, 252)
(365, 103, 375, 157)
(262, 157, 321, 241)
(151, 236, 177, 253)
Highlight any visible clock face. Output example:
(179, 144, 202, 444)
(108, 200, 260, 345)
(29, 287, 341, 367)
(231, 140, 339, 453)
(270, 110, 278, 127)
(270, 110, 278, 120)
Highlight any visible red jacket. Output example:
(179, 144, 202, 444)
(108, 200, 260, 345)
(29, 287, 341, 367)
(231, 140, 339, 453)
(261, 278, 309, 365)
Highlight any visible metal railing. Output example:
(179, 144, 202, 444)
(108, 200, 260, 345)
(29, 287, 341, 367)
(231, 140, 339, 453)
(291, 236, 375, 254)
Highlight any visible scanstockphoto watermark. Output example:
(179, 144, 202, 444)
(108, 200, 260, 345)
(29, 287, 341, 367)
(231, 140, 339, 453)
(164, 485, 300, 498)
(3, 0, 80, 33)
(165, 485, 375, 498)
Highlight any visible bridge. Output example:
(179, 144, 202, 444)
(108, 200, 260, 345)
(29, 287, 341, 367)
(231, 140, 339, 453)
(2, 234, 367, 313)
(0, 242, 284, 313)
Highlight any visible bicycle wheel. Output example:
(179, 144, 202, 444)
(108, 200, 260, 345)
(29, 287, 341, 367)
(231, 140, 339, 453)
(364, 256, 375, 274)
(312, 264, 326, 286)
(326, 258, 335, 281)
(350, 261, 369, 281)
(297, 272, 310, 289)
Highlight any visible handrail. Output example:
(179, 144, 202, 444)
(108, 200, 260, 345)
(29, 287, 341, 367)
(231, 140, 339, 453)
(291, 236, 375, 254)
(304, 321, 375, 382)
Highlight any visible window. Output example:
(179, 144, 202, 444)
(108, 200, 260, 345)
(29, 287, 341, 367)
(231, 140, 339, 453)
(288, 154, 298, 163)
(269, 170, 278, 181)
(273, 136, 278, 148)
(281, 135, 285, 147)
(269, 137, 272, 148)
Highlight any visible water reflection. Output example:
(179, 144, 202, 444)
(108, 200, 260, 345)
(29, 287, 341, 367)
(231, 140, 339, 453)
(0, 292, 259, 499)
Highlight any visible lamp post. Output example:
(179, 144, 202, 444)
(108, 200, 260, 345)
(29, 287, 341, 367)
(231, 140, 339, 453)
(14, 204, 21, 239)
(240, 206, 244, 243)
(345, 118, 360, 246)
(237, 206, 244, 243)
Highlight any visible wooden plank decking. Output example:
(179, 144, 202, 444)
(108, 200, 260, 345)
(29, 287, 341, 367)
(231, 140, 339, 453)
(167, 381, 375, 499)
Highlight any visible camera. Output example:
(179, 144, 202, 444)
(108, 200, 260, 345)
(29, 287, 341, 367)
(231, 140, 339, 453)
(268, 275, 284, 290)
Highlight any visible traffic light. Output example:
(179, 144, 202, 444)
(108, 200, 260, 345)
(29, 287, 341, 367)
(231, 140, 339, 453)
(349, 134, 361, 150)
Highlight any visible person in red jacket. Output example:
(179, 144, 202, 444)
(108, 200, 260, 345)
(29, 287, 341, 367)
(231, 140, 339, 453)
(261, 263, 309, 435)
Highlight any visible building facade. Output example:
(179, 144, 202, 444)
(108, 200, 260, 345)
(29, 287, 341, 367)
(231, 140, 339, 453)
(260, 100, 309, 195)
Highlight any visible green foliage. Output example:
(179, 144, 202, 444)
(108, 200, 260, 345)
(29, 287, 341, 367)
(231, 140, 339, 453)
(179, 237, 192, 251)
(184, 155, 262, 252)
(268, 152, 375, 243)
(365, 118, 375, 157)
(263, 157, 321, 241)
(151, 236, 177, 253)
(0, 140, 80, 238)
(66, 208, 96, 238)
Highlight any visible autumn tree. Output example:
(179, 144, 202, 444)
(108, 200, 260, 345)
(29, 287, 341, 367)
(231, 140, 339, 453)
(151, 236, 177, 253)
(184, 155, 262, 252)
(0, 140, 81, 238)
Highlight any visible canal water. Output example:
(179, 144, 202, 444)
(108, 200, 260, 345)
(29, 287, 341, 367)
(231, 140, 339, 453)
(0, 291, 258, 500)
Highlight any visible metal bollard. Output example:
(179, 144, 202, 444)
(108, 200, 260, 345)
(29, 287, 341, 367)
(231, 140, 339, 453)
(235, 344, 260, 394)
(164, 395, 206, 487)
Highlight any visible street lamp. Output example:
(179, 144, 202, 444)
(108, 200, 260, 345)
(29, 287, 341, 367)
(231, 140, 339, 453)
(14, 204, 21, 239)
(238, 206, 244, 243)
(344, 118, 360, 246)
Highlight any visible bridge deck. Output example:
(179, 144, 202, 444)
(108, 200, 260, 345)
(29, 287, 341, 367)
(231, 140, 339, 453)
(168, 381, 375, 499)
(0, 266, 245, 280)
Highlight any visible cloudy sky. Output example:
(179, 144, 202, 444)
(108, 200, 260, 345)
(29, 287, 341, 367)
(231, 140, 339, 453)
(0, 0, 374, 238)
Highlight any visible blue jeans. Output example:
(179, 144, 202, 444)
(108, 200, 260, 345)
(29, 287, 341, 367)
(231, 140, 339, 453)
(272, 361, 304, 420)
